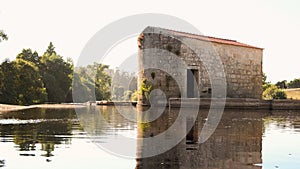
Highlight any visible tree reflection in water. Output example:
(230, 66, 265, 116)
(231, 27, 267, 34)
(0, 106, 300, 168)
(0, 108, 79, 159)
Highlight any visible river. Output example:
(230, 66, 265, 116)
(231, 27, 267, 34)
(0, 106, 299, 169)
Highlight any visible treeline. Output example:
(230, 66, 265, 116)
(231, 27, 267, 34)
(72, 64, 137, 103)
(0, 43, 73, 105)
(108, 69, 137, 101)
(0, 42, 138, 105)
(262, 74, 300, 100)
(275, 79, 300, 89)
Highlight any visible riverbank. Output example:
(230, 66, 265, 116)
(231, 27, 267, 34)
(0, 103, 86, 113)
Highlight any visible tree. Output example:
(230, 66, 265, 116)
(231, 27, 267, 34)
(262, 72, 271, 91)
(288, 78, 300, 88)
(108, 69, 137, 101)
(275, 80, 287, 89)
(0, 52, 47, 105)
(46, 42, 56, 55)
(17, 49, 40, 65)
(262, 73, 287, 100)
(263, 84, 287, 100)
(94, 63, 111, 100)
(112, 86, 124, 100)
(262, 72, 267, 85)
(0, 30, 8, 42)
(0, 60, 19, 104)
(73, 63, 112, 102)
(71, 71, 93, 103)
(14, 58, 47, 105)
(39, 42, 73, 103)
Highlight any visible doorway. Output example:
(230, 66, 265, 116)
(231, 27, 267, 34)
(187, 69, 199, 98)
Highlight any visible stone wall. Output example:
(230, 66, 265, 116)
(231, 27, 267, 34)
(138, 27, 263, 105)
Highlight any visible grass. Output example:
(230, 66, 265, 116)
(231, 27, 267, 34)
(284, 88, 300, 100)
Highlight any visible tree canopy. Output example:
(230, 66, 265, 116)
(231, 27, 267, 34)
(0, 43, 73, 105)
(262, 73, 287, 100)
(72, 63, 112, 102)
(0, 50, 47, 105)
(39, 43, 73, 103)
(288, 78, 300, 88)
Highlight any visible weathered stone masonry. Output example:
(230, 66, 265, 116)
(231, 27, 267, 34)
(138, 26, 263, 105)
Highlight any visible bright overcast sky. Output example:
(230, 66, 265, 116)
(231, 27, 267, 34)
(0, 0, 299, 83)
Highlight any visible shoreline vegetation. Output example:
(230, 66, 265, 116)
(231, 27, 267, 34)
(0, 103, 86, 113)
(0, 42, 137, 106)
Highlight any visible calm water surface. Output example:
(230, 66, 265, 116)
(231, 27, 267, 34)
(0, 107, 299, 169)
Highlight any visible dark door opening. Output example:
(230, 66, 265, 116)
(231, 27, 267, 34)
(187, 69, 199, 98)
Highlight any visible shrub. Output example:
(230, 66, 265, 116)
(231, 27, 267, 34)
(263, 84, 287, 100)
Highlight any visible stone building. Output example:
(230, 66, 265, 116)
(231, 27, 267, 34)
(138, 26, 263, 105)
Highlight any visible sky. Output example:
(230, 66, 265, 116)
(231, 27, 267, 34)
(0, 0, 299, 83)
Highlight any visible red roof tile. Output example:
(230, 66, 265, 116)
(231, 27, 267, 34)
(161, 27, 263, 50)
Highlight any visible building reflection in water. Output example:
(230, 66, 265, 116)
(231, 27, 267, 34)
(136, 108, 264, 169)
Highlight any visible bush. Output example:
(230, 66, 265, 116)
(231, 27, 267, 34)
(263, 85, 287, 100)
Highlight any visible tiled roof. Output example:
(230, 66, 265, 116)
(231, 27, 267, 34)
(159, 27, 263, 50)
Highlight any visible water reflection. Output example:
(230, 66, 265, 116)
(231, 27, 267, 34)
(0, 108, 80, 158)
(136, 108, 265, 169)
(262, 110, 300, 169)
(0, 107, 300, 169)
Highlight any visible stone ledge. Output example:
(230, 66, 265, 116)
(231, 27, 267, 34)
(166, 98, 300, 110)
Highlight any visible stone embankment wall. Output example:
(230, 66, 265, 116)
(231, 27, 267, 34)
(168, 98, 300, 110)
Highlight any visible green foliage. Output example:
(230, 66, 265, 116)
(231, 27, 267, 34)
(262, 73, 287, 100)
(0, 60, 19, 104)
(0, 53, 47, 105)
(275, 80, 288, 89)
(0, 41, 135, 105)
(45, 42, 56, 55)
(263, 84, 287, 100)
(288, 78, 300, 88)
(39, 43, 73, 103)
(94, 63, 111, 100)
(0, 30, 8, 42)
(112, 86, 124, 101)
(71, 71, 92, 102)
(139, 122, 151, 131)
(262, 72, 271, 91)
(14, 58, 48, 105)
(122, 90, 139, 102)
(130, 90, 138, 102)
(17, 49, 40, 65)
(123, 90, 132, 101)
(109, 69, 137, 101)
(140, 79, 152, 101)
(263, 83, 272, 91)
(262, 72, 267, 85)
(0, 43, 73, 105)
(73, 63, 111, 102)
